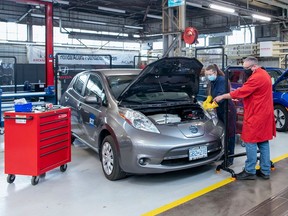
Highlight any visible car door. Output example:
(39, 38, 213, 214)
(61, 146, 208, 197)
(61, 73, 88, 139)
(80, 74, 107, 148)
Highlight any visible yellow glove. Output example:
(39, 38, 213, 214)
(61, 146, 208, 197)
(202, 95, 212, 110)
(210, 101, 219, 109)
(204, 95, 213, 104)
(203, 98, 218, 110)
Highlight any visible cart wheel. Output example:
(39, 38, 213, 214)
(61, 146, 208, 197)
(31, 176, 40, 185)
(60, 164, 68, 172)
(7, 174, 16, 183)
(40, 173, 46, 178)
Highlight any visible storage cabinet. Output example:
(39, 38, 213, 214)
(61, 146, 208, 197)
(4, 107, 71, 185)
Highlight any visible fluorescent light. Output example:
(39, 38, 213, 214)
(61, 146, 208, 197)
(30, 13, 59, 19)
(252, 14, 271, 22)
(147, 14, 162, 20)
(186, 2, 202, 8)
(83, 20, 107, 25)
(98, 6, 126, 14)
(55, 0, 69, 5)
(124, 25, 143, 30)
(209, 4, 235, 13)
(30, 13, 45, 18)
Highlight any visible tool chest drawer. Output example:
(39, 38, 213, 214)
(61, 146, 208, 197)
(4, 107, 71, 185)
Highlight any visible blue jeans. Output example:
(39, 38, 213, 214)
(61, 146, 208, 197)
(244, 141, 270, 176)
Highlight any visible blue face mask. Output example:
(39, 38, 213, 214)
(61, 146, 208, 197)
(207, 74, 217, 81)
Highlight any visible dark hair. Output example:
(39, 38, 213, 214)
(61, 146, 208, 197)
(206, 64, 232, 92)
(205, 64, 225, 76)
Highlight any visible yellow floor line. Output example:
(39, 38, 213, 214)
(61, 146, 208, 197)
(142, 153, 288, 216)
(142, 177, 235, 216)
(271, 153, 288, 163)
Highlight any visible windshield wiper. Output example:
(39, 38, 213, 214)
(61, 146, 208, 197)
(120, 99, 144, 104)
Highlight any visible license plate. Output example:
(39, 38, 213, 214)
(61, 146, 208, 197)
(189, 146, 207, 160)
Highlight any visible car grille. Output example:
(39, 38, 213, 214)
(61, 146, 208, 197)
(161, 141, 222, 166)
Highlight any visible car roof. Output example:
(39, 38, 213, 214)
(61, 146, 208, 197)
(226, 65, 284, 70)
(89, 68, 142, 77)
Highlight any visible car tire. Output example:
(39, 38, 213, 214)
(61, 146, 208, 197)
(101, 135, 126, 181)
(274, 105, 288, 132)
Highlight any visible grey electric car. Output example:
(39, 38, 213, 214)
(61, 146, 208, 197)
(60, 57, 224, 181)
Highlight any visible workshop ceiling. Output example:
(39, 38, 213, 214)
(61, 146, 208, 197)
(1, 0, 288, 41)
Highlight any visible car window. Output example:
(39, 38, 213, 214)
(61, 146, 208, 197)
(73, 73, 88, 95)
(266, 70, 282, 84)
(107, 75, 137, 99)
(229, 70, 245, 84)
(84, 74, 106, 101)
(275, 79, 288, 92)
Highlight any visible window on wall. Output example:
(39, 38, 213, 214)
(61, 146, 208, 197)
(0, 22, 27, 41)
(0, 22, 7, 40)
(33, 25, 45, 42)
(227, 26, 255, 45)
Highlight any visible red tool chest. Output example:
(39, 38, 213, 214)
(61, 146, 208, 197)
(4, 107, 71, 185)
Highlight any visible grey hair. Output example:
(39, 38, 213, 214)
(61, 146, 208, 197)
(243, 56, 258, 65)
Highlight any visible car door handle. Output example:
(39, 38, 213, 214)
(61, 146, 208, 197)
(77, 103, 82, 110)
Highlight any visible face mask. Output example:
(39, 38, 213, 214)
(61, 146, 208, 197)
(207, 74, 217, 81)
(244, 68, 253, 77)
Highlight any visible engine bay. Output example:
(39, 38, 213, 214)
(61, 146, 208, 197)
(143, 105, 205, 125)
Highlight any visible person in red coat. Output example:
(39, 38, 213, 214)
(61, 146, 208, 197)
(214, 56, 276, 180)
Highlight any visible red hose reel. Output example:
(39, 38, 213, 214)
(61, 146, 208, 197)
(183, 27, 199, 44)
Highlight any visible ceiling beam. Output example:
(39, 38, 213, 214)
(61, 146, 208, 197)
(256, 0, 288, 10)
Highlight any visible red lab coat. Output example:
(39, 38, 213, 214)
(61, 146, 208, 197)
(230, 67, 276, 143)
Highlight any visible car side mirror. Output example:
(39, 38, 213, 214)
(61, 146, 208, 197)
(84, 95, 102, 105)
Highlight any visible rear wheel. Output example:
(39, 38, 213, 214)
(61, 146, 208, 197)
(274, 105, 288, 132)
(101, 135, 126, 181)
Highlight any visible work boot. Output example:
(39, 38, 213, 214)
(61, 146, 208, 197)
(256, 169, 270, 180)
(235, 170, 256, 180)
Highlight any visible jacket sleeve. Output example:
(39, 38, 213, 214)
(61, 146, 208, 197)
(230, 76, 259, 99)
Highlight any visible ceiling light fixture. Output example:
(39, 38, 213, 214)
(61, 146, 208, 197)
(98, 6, 126, 14)
(124, 25, 143, 30)
(30, 13, 59, 19)
(54, 0, 69, 5)
(252, 14, 271, 22)
(209, 4, 235, 13)
(186, 2, 202, 8)
(83, 20, 107, 25)
(147, 14, 162, 20)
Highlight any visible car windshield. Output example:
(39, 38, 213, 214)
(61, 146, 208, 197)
(122, 91, 191, 104)
(107, 75, 137, 99)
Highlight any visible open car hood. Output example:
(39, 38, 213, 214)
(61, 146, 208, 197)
(118, 57, 203, 103)
(274, 68, 288, 87)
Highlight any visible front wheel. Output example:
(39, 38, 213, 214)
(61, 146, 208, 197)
(274, 105, 288, 132)
(101, 135, 126, 181)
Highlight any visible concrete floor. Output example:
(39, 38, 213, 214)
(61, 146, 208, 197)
(1, 131, 288, 216)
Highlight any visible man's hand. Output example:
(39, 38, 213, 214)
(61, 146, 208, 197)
(213, 95, 223, 103)
(213, 93, 232, 103)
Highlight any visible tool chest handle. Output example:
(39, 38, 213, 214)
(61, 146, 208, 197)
(4, 116, 34, 120)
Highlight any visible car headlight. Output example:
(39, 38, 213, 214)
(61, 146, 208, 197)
(119, 108, 160, 134)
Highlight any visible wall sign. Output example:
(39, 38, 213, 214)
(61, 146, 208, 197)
(259, 41, 273, 57)
(168, 0, 185, 7)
